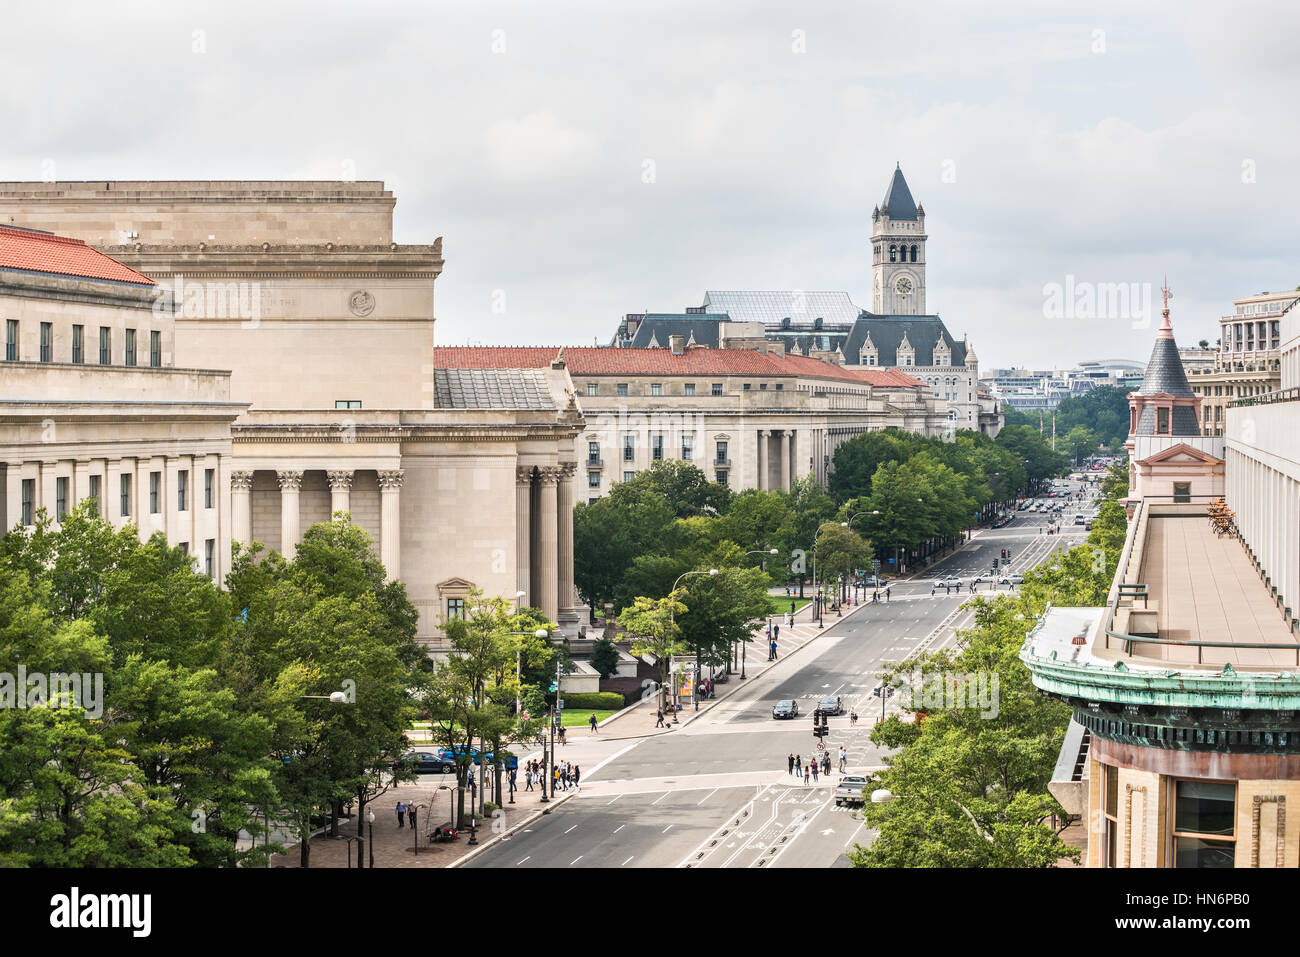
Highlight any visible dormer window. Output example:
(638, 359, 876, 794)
(1157, 407, 1170, 434)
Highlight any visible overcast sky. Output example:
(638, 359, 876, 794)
(2, 1, 1297, 368)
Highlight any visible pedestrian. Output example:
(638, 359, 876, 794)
(885, 586, 891, 602)
(788, 752, 795, 775)
(558, 725, 567, 746)
(573, 765, 581, 789)
(588, 712, 599, 734)
(930, 584, 935, 596)
(509, 769, 517, 797)
(810, 760, 819, 783)
(794, 755, 802, 779)
(790, 600, 796, 615)
(773, 624, 780, 641)
(656, 708, 665, 728)
(769, 638, 778, 661)
(823, 753, 831, 777)
(396, 800, 406, 828)
(525, 763, 535, 791)
(850, 709, 858, 725)
(838, 747, 847, 773)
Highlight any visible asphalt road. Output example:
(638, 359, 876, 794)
(465, 479, 1097, 869)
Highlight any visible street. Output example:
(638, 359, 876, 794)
(465, 483, 1094, 869)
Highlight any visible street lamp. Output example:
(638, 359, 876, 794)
(367, 810, 375, 867)
(670, 568, 718, 722)
(870, 788, 992, 842)
(299, 691, 350, 703)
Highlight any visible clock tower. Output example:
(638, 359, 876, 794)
(871, 163, 926, 315)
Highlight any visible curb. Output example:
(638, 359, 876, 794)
(446, 789, 579, 868)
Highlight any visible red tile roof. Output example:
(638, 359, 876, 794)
(432, 346, 927, 389)
(0, 225, 154, 286)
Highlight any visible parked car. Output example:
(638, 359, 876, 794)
(817, 695, 843, 716)
(772, 699, 800, 719)
(834, 774, 869, 806)
(437, 746, 518, 770)
(394, 750, 457, 775)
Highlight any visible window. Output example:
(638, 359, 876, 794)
(4, 319, 16, 360)
(149, 471, 161, 514)
(205, 468, 214, 509)
(1157, 407, 1170, 434)
(54, 477, 68, 521)
(623, 471, 635, 483)
(716, 470, 728, 485)
(40, 322, 52, 362)
(99, 327, 111, 365)
(652, 435, 664, 460)
(716, 440, 728, 463)
(711, 383, 723, 397)
(205, 539, 215, 579)
(889, 244, 897, 262)
(88, 474, 101, 515)
(1100, 764, 1119, 868)
(586, 441, 601, 465)
(650, 383, 662, 396)
(21, 479, 34, 525)
(334, 400, 361, 409)
(775, 383, 783, 391)
(588, 497, 599, 506)
(684, 383, 696, 396)
(124, 328, 136, 366)
(1172, 780, 1235, 868)
(1173, 482, 1191, 504)
(120, 473, 131, 517)
(150, 330, 161, 367)
(682, 435, 693, 461)
(447, 597, 466, 621)
(759, 383, 767, 391)
(616, 383, 628, 397)
(623, 435, 635, 461)
(177, 470, 188, 511)
(72, 325, 84, 363)
(588, 471, 600, 488)
(586, 382, 598, 396)
(743, 383, 751, 391)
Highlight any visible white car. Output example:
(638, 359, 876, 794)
(998, 574, 1024, 585)
(934, 577, 963, 589)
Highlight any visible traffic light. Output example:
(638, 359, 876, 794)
(813, 710, 829, 737)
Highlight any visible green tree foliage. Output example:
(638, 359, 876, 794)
(675, 558, 772, 670)
(1051, 385, 1130, 451)
(588, 633, 621, 679)
(620, 460, 731, 517)
(617, 592, 687, 715)
(573, 484, 676, 612)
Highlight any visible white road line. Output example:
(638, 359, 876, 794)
(621, 856, 634, 866)
(569, 855, 583, 866)
(651, 790, 672, 805)
(613, 824, 625, 833)
(606, 795, 621, 805)
(663, 824, 674, 833)
(516, 856, 530, 866)
(564, 825, 577, 834)
(697, 787, 719, 806)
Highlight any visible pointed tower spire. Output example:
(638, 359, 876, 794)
(1158, 276, 1174, 339)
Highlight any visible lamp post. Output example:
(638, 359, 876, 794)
(367, 810, 375, 867)
(670, 568, 718, 721)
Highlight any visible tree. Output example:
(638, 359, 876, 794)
(588, 633, 620, 679)
(617, 592, 687, 716)
(573, 485, 676, 613)
(1062, 425, 1099, 466)
(813, 525, 873, 598)
(621, 460, 731, 517)
(675, 557, 772, 675)
(828, 429, 919, 503)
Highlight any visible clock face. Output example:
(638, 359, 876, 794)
(895, 276, 913, 296)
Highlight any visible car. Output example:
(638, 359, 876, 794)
(1085, 520, 1094, 530)
(934, 576, 963, 589)
(1074, 514, 1087, 525)
(817, 695, 843, 716)
(972, 573, 997, 583)
(393, 750, 457, 775)
(772, 699, 800, 719)
(834, 774, 869, 806)
(997, 574, 1024, 585)
(861, 575, 890, 587)
(437, 746, 519, 770)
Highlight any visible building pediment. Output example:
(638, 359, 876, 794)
(436, 577, 476, 596)
(1137, 443, 1224, 467)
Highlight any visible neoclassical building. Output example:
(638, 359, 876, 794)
(0, 223, 244, 576)
(0, 181, 582, 647)
(1188, 289, 1292, 437)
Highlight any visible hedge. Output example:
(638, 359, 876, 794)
(559, 692, 625, 710)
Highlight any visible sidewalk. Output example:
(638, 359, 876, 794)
(267, 772, 574, 868)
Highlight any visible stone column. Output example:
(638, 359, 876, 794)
(277, 470, 303, 559)
(556, 462, 577, 621)
(516, 465, 533, 608)
(536, 466, 561, 625)
(327, 470, 354, 519)
(231, 471, 254, 547)
(780, 431, 791, 491)
(757, 429, 768, 491)
(378, 469, 404, 581)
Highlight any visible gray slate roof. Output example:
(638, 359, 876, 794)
(881, 165, 919, 221)
(840, 315, 966, 367)
(433, 368, 556, 410)
(1133, 334, 1199, 436)
(624, 314, 723, 349)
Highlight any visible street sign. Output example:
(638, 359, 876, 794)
(557, 699, 564, 709)
(547, 683, 557, 692)
(816, 742, 825, 752)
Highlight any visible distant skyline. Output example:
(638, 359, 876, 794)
(1, 0, 1297, 367)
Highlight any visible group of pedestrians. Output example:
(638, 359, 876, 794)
(786, 750, 837, 784)
(522, 759, 545, 791)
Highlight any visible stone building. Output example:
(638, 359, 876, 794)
(1188, 290, 1293, 437)
(0, 181, 582, 648)
(433, 343, 945, 498)
(1023, 285, 1300, 869)
(0, 223, 244, 579)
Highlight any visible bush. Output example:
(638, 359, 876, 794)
(560, 692, 625, 710)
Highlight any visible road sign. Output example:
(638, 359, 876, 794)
(816, 742, 825, 752)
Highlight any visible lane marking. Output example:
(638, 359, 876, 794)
(622, 856, 634, 866)
(697, 787, 719, 806)
(569, 855, 583, 866)
(613, 824, 625, 833)
(565, 825, 578, 834)
(516, 856, 530, 866)
(651, 790, 672, 805)
(663, 824, 674, 833)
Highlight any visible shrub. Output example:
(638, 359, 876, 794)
(560, 692, 625, 710)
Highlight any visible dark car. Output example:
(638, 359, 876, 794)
(817, 695, 843, 716)
(393, 750, 457, 775)
(772, 699, 800, 719)
(437, 746, 519, 771)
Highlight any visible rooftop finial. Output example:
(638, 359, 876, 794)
(1158, 276, 1174, 339)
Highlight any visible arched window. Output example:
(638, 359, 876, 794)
(781, 317, 791, 330)
(910, 245, 918, 262)
(889, 244, 897, 263)
(813, 317, 823, 331)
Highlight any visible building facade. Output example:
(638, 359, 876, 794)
(1188, 290, 1292, 437)
(0, 181, 581, 647)
(0, 224, 244, 580)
